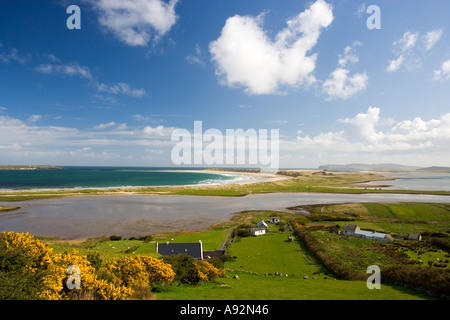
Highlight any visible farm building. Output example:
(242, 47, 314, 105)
(257, 221, 269, 229)
(156, 240, 203, 260)
(249, 228, 266, 236)
(407, 233, 422, 241)
(268, 217, 280, 224)
(342, 224, 394, 243)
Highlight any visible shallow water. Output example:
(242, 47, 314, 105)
(1, 192, 449, 239)
(358, 172, 450, 191)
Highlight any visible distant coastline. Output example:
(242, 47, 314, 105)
(0, 165, 63, 170)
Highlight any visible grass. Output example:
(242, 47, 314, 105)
(225, 233, 323, 276)
(363, 202, 450, 221)
(0, 206, 20, 212)
(155, 272, 427, 300)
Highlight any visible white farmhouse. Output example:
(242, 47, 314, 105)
(342, 224, 394, 243)
(268, 217, 280, 224)
(249, 228, 266, 236)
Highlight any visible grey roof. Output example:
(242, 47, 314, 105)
(156, 242, 203, 259)
(343, 224, 359, 232)
(355, 230, 388, 239)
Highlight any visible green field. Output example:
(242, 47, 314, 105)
(155, 271, 426, 300)
(155, 232, 428, 300)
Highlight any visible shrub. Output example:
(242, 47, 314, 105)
(100, 255, 175, 288)
(109, 235, 122, 241)
(383, 265, 450, 299)
(0, 232, 132, 300)
(0, 244, 46, 299)
(161, 254, 225, 285)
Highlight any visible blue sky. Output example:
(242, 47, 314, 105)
(0, 0, 449, 168)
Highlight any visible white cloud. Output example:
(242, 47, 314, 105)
(0, 48, 31, 64)
(209, 0, 333, 95)
(322, 43, 368, 100)
(36, 61, 146, 97)
(294, 107, 450, 160)
(142, 125, 173, 136)
(337, 42, 361, 67)
(0, 115, 179, 165)
(322, 69, 368, 100)
(387, 29, 443, 72)
(339, 106, 382, 142)
(36, 62, 93, 80)
(423, 29, 443, 51)
(395, 31, 419, 52)
(27, 115, 43, 123)
(355, 3, 366, 18)
(97, 82, 146, 98)
(386, 55, 404, 72)
(89, 0, 179, 47)
(186, 44, 206, 67)
(94, 121, 116, 130)
(433, 59, 450, 82)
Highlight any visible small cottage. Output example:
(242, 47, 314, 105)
(342, 224, 394, 243)
(268, 217, 280, 224)
(407, 233, 422, 241)
(249, 228, 266, 236)
(257, 221, 269, 229)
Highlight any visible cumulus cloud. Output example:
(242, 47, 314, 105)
(434, 59, 450, 82)
(0, 115, 179, 165)
(209, 0, 334, 95)
(295, 107, 450, 156)
(88, 0, 179, 47)
(387, 29, 443, 72)
(322, 43, 368, 100)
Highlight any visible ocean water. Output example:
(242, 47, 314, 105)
(0, 166, 247, 190)
(359, 172, 450, 191)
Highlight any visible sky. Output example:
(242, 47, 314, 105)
(0, 0, 449, 169)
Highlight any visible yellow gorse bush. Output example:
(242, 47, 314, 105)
(100, 255, 175, 288)
(1, 232, 131, 300)
(194, 260, 225, 282)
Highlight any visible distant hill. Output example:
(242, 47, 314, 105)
(318, 163, 421, 171)
(416, 166, 450, 172)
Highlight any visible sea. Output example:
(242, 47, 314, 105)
(357, 171, 450, 191)
(0, 166, 257, 190)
